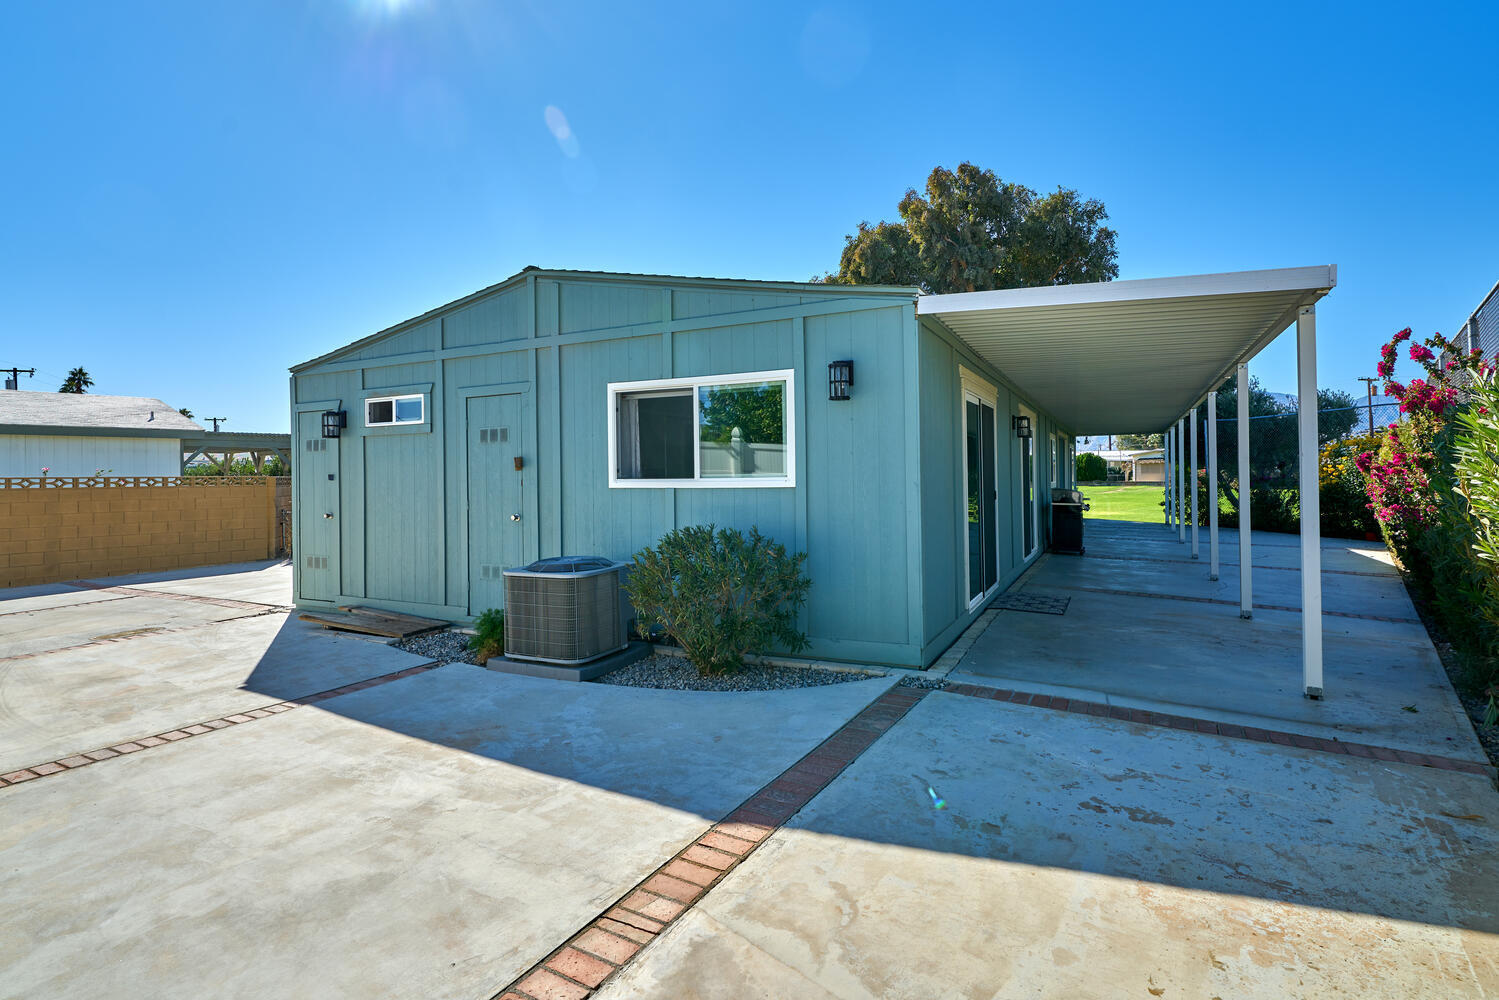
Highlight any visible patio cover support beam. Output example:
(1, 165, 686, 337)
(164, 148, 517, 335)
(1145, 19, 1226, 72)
(1163, 426, 1172, 527)
(1237, 363, 1252, 618)
(1177, 417, 1186, 541)
(1298, 306, 1324, 698)
(1190, 405, 1200, 559)
(1207, 390, 1220, 580)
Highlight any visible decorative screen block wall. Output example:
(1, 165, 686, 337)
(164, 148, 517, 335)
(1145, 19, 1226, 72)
(0, 477, 280, 587)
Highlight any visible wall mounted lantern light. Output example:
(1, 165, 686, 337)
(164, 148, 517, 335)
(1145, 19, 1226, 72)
(828, 360, 854, 401)
(1013, 414, 1033, 439)
(321, 410, 347, 439)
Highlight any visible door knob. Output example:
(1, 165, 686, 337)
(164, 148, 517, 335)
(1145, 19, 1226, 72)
(324, 512, 335, 519)
(510, 513, 521, 521)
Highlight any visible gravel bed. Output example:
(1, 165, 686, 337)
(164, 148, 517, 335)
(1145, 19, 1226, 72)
(596, 652, 880, 691)
(898, 675, 949, 690)
(394, 629, 482, 666)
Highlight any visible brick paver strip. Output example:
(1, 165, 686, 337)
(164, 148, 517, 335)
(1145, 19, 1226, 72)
(64, 579, 291, 613)
(493, 685, 929, 1000)
(940, 682, 1493, 777)
(0, 608, 288, 665)
(0, 662, 440, 790)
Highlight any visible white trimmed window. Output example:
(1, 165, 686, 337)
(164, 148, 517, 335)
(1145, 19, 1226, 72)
(608, 370, 795, 488)
(365, 393, 425, 427)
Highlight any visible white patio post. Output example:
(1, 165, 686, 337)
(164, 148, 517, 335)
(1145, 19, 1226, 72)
(1164, 426, 1174, 527)
(1297, 306, 1324, 698)
(1176, 417, 1186, 541)
(1207, 390, 1220, 580)
(1237, 363, 1252, 618)
(1190, 404, 1200, 559)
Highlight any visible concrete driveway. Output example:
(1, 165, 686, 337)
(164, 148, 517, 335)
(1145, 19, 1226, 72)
(3, 556, 1497, 999)
(0, 561, 895, 999)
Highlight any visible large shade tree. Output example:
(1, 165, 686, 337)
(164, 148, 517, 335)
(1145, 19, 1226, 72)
(821, 163, 1119, 293)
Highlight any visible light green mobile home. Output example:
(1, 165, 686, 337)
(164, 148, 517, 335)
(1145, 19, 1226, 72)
(289, 267, 1075, 668)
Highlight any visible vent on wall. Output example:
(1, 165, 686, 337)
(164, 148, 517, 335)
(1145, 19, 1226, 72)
(304, 439, 328, 452)
(478, 427, 509, 444)
(478, 564, 505, 580)
(304, 555, 328, 569)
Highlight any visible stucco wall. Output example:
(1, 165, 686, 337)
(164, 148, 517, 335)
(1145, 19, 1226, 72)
(0, 434, 181, 478)
(0, 478, 279, 587)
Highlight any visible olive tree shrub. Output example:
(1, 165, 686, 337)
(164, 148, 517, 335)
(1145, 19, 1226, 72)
(625, 524, 810, 675)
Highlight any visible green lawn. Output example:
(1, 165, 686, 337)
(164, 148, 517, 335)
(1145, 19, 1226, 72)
(1082, 483, 1237, 523)
(1081, 483, 1167, 522)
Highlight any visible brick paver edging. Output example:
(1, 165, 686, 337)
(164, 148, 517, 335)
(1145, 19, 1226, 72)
(65, 579, 290, 612)
(0, 662, 440, 789)
(941, 682, 1494, 777)
(0, 609, 287, 664)
(494, 685, 929, 1000)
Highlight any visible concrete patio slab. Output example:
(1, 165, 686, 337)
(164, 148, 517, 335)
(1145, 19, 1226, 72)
(0, 666, 895, 1000)
(949, 520, 1484, 763)
(599, 691, 1499, 999)
(1030, 528, 1415, 619)
(0, 613, 432, 773)
(0, 593, 270, 659)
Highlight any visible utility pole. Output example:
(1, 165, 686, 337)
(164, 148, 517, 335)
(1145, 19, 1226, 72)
(1357, 377, 1377, 437)
(206, 417, 228, 432)
(2, 366, 35, 390)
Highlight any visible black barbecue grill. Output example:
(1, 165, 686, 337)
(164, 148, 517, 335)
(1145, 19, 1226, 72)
(1050, 487, 1088, 555)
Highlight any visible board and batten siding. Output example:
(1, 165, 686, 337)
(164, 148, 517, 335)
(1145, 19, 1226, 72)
(915, 317, 1074, 664)
(0, 433, 182, 478)
(292, 273, 1075, 668)
(292, 275, 930, 664)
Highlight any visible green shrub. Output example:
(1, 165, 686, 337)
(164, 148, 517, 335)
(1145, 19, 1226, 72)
(1075, 452, 1107, 483)
(468, 609, 505, 662)
(624, 524, 810, 675)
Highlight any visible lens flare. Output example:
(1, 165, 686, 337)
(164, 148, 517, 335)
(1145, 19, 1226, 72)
(544, 105, 581, 158)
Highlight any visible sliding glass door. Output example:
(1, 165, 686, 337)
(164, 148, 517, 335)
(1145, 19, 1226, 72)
(965, 392, 999, 607)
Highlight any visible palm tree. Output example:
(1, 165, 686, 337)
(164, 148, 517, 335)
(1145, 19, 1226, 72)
(59, 367, 94, 393)
(178, 407, 194, 419)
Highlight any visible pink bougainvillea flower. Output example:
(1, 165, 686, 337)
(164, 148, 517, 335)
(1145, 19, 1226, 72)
(1387, 380, 1406, 399)
(1392, 328, 1413, 342)
(1409, 344, 1435, 363)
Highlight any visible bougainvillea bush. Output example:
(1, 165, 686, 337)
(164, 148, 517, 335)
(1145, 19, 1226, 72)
(1358, 327, 1499, 715)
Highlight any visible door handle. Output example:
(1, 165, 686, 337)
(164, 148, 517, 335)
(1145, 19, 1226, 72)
(324, 512, 335, 519)
(510, 513, 521, 521)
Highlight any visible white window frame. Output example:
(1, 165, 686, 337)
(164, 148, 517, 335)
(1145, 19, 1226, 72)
(364, 393, 426, 427)
(1049, 432, 1060, 488)
(607, 369, 796, 489)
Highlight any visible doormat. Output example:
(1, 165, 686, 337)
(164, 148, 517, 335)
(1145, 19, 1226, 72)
(990, 592, 1070, 615)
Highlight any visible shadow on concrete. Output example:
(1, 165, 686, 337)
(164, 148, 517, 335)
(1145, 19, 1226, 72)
(232, 605, 1499, 939)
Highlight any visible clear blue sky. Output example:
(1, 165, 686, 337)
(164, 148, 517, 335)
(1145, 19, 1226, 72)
(3, 1, 1495, 432)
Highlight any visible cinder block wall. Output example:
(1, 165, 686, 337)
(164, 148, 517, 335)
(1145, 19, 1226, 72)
(0, 480, 279, 587)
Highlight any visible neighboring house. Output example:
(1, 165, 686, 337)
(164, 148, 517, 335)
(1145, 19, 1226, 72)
(289, 264, 1334, 669)
(1088, 448, 1162, 483)
(0, 391, 202, 477)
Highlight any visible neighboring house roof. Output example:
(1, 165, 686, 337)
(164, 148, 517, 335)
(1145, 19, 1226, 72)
(0, 391, 203, 439)
(291, 265, 919, 373)
(1091, 449, 1158, 461)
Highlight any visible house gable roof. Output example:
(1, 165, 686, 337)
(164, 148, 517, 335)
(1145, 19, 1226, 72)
(290, 266, 918, 373)
(0, 391, 203, 438)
